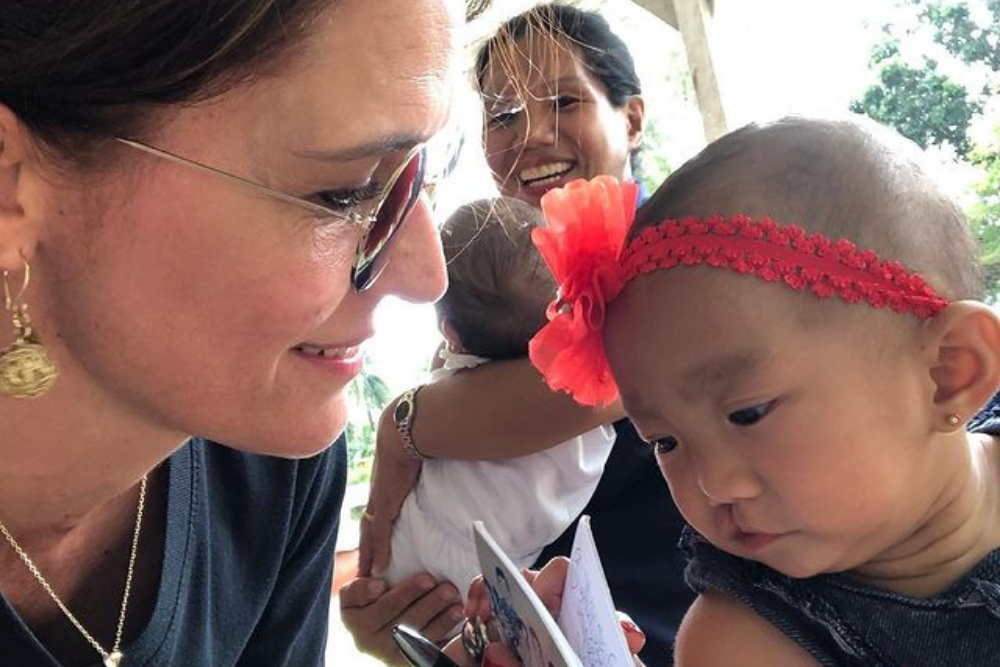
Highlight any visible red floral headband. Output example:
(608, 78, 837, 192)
(528, 176, 950, 407)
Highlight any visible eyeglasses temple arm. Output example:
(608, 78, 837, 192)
(113, 137, 345, 219)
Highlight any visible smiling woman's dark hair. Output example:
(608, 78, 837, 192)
(1, 0, 493, 163)
(474, 3, 643, 173)
(474, 4, 641, 106)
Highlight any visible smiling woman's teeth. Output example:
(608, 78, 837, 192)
(296, 344, 357, 359)
(519, 161, 573, 186)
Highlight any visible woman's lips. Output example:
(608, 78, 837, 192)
(295, 344, 362, 361)
(519, 165, 577, 199)
(518, 160, 574, 185)
(292, 343, 365, 378)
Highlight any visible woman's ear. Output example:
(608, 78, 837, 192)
(624, 94, 645, 152)
(924, 301, 1000, 428)
(0, 104, 41, 269)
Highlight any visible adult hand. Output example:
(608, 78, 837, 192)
(463, 557, 648, 667)
(340, 573, 464, 666)
(358, 398, 423, 577)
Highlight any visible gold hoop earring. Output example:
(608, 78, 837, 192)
(946, 414, 961, 428)
(0, 253, 59, 398)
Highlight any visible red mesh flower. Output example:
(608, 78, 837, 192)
(528, 176, 639, 406)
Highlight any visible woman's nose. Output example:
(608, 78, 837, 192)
(372, 193, 447, 304)
(517, 103, 558, 149)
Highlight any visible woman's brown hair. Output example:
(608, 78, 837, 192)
(1, 0, 493, 161)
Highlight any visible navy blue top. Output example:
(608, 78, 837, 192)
(682, 396, 1000, 667)
(1, 437, 347, 666)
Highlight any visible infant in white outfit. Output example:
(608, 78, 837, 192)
(378, 197, 615, 598)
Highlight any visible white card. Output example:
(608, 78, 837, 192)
(559, 516, 633, 667)
(474, 516, 632, 667)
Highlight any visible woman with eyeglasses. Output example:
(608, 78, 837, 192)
(345, 6, 694, 667)
(0, 0, 489, 665)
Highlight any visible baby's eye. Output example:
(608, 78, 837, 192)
(727, 400, 776, 426)
(649, 435, 679, 455)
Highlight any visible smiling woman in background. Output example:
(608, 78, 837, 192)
(346, 6, 695, 667)
(478, 5, 645, 207)
(0, 0, 488, 665)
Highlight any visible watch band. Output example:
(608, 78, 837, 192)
(393, 386, 426, 460)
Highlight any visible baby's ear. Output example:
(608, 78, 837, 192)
(439, 317, 465, 353)
(924, 301, 1000, 428)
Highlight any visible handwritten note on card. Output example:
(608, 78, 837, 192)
(559, 516, 632, 667)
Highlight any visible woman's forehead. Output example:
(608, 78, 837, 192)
(187, 0, 459, 161)
(480, 34, 589, 98)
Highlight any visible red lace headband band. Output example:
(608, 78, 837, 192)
(621, 215, 948, 319)
(527, 176, 950, 407)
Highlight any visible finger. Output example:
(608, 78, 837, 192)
(342, 574, 439, 637)
(363, 455, 422, 573)
(465, 576, 497, 622)
(617, 611, 646, 655)
(339, 577, 388, 610)
(357, 515, 377, 577)
(482, 642, 521, 667)
(358, 507, 396, 576)
(368, 515, 397, 574)
(401, 582, 464, 637)
(530, 557, 570, 615)
(357, 454, 382, 575)
(374, 575, 445, 629)
(420, 603, 466, 644)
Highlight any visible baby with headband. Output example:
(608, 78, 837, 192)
(526, 116, 1000, 666)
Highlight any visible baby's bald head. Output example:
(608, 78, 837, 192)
(637, 116, 981, 300)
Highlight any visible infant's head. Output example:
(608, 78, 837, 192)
(602, 116, 997, 578)
(437, 197, 555, 360)
(637, 115, 980, 301)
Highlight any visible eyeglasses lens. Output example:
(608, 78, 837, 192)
(352, 147, 427, 291)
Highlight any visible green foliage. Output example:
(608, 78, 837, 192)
(852, 0, 1000, 300)
(921, 0, 1000, 71)
(968, 125, 1000, 300)
(850, 59, 980, 156)
(639, 116, 673, 194)
(344, 368, 393, 484)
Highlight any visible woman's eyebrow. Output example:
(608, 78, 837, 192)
(292, 132, 426, 162)
(483, 75, 587, 105)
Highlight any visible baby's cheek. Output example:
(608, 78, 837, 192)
(659, 455, 710, 536)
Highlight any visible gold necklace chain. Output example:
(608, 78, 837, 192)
(0, 475, 147, 667)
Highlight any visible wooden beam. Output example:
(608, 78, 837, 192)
(674, 0, 728, 141)
(629, 0, 680, 29)
(627, 0, 714, 31)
